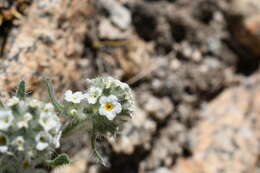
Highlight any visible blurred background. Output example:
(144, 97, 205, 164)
(1, 0, 260, 172)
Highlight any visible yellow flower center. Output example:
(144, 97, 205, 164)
(23, 161, 31, 168)
(1, 116, 9, 123)
(105, 103, 114, 111)
(0, 136, 7, 145)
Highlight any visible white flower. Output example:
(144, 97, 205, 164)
(29, 99, 41, 108)
(64, 90, 85, 104)
(49, 120, 61, 137)
(12, 136, 25, 151)
(0, 110, 14, 130)
(17, 113, 32, 129)
(84, 87, 102, 104)
(35, 131, 51, 151)
(0, 133, 8, 153)
(39, 112, 60, 132)
(7, 97, 20, 107)
(43, 103, 54, 112)
(99, 95, 122, 120)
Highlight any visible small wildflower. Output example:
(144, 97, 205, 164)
(49, 122, 61, 136)
(0, 110, 14, 131)
(99, 95, 122, 120)
(43, 103, 54, 112)
(29, 99, 41, 108)
(7, 97, 20, 107)
(84, 87, 102, 104)
(39, 112, 60, 132)
(46, 76, 135, 167)
(0, 81, 63, 170)
(35, 132, 51, 151)
(17, 112, 32, 129)
(12, 136, 25, 151)
(64, 90, 85, 104)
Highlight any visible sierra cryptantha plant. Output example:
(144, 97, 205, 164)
(46, 76, 135, 166)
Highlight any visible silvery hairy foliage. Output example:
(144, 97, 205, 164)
(46, 76, 135, 167)
(0, 81, 63, 173)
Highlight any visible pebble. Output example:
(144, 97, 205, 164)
(98, 0, 131, 30)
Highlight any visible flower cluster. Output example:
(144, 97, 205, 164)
(62, 77, 135, 134)
(0, 96, 61, 171)
(47, 76, 135, 166)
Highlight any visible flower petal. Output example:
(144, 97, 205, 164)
(36, 143, 48, 151)
(108, 95, 118, 102)
(114, 102, 122, 114)
(99, 96, 108, 104)
(64, 90, 72, 97)
(106, 111, 116, 120)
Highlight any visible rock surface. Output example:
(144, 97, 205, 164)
(226, 0, 260, 57)
(0, 0, 92, 97)
(1, 0, 260, 173)
(173, 74, 260, 173)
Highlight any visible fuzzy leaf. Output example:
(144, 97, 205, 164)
(16, 80, 25, 100)
(46, 153, 73, 167)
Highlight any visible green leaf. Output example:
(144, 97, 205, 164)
(16, 80, 25, 100)
(44, 78, 65, 114)
(46, 153, 73, 167)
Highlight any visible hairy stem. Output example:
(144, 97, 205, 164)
(91, 133, 110, 167)
(44, 78, 65, 114)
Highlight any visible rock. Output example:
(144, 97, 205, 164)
(141, 92, 174, 120)
(98, 0, 131, 30)
(230, 0, 260, 17)
(108, 106, 156, 154)
(0, 0, 30, 25)
(226, 0, 260, 56)
(0, 0, 92, 97)
(172, 74, 260, 173)
(98, 18, 131, 40)
(139, 120, 187, 171)
(146, 167, 172, 173)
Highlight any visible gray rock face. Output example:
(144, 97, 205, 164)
(2, 0, 260, 173)
(98, 0, 131, 30)
(173, 74, 260, 173)
(0, 0, 92, 98)
(225, 0, 260, 56)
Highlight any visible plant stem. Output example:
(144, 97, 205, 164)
(44, 78, 65, 114)
(91, 133, 110, 167)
